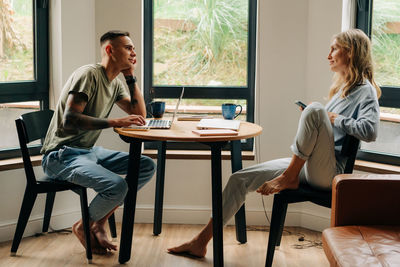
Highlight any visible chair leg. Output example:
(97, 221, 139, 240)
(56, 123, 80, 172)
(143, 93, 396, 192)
(275, 200, 288, 247)
(78, 188, 92, 263)
(108, 213, 117, 238)
(265, 194, 288, 267)
(42, 192, 56, 233)
(11, 189, 37, 255)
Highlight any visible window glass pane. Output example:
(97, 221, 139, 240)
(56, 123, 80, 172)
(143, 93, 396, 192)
(153, 0, 248, 87)
(360, 107, 400, 157)
(0, 101, 40, 150)
(371, 0, 400, 87)
(152, 98, 247, 121)
(0, 0, 34, 82)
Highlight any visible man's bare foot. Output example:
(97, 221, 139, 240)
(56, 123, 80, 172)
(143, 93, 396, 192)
(72, 220, 107, 255)
(256, 173, 299, 196)
(91, 223, 117, 251)
(167, 238, 207, 258)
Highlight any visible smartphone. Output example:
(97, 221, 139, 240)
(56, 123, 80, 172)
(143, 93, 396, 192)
(295, 101, 307, 109)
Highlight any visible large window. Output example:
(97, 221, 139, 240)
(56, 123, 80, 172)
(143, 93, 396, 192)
(0, 0, 49, 159)
(356, 0, 400, 164)
(144, 0, 257, 150)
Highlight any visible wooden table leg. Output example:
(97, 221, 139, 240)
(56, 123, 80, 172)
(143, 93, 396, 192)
(230, 140, 247, 244)
(153, 141, 166, 235)
(119, 139, 142, 264)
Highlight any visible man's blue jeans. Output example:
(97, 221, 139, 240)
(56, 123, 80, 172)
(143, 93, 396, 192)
(42, 146, 156, 221)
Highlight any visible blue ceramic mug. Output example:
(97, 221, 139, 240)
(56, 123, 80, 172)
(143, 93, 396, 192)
(222, 103, 242, 120)
(149, 101, 165, 118)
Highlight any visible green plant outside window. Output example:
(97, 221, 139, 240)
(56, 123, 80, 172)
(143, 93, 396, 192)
(153, 0, 248, 87)
(0, 0, 34, 82)
(371, 0, 400, 87)
(0, 0, 49, 159)
(357, 0, 400, 163)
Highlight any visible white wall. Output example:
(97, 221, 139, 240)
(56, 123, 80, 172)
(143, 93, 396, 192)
(0, 0, 343, 242)
(306, 0, 343, 103)
(50, 0, 96, 105)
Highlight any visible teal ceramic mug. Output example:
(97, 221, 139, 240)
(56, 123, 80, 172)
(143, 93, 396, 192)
(221, 103, 242, 120)
(149, 101, 165, 118)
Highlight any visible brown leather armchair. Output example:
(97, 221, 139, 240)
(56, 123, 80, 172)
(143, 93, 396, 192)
(322, 174, 400, 267)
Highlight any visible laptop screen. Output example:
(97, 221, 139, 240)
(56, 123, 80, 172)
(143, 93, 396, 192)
(171, 87, 185, 122)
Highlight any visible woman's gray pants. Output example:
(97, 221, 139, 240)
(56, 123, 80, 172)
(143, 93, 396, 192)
(222, 102, 337, 225)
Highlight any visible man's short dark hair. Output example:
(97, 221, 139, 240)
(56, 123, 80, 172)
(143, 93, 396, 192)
(100, 30, 130, 45)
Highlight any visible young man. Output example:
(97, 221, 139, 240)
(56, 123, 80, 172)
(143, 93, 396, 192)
(41, 31, 156, 254)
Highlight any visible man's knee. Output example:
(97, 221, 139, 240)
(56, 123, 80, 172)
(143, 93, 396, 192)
(108, 177, 128, 202)
(141, 156, 156, 179)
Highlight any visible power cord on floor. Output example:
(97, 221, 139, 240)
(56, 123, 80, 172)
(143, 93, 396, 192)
(245, 195, 322, 249)
(34, 226, 72, 237)
(261, 194, 291, 235)
(261, 194, 271, 225)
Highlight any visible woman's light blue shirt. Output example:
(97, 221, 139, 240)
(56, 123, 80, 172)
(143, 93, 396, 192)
(325, 80, 380, 159)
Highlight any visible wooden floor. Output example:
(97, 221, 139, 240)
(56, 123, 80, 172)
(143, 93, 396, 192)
(0, 224, 329, 267)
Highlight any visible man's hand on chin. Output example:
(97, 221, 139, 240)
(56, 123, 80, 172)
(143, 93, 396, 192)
(121, 69, 132, 77)
(121, 63, 135, 76)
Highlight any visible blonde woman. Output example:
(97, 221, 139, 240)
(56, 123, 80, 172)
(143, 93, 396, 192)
(168, 29, 381, 257)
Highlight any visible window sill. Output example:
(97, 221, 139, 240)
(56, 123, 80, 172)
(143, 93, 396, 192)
(1, 155, 399, 174)
(0, 155, 42, 172)
(142, 149, 255, 160)
(380, 112, 400, 123)
(0, 151, 256, 172)
(165, 105, 247, 115)
(353, 159, 400, 174)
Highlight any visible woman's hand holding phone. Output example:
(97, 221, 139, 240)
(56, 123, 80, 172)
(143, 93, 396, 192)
(295, 100, 307, 111)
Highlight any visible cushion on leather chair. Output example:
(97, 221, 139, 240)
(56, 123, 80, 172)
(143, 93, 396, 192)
(323, 225, 400, 267)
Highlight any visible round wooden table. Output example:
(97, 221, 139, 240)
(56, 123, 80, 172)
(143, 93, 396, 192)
(114, 120, 262, 266)
(114, 120, 262, 142)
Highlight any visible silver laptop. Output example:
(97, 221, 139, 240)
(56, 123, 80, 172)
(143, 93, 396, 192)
(144, 87, 185, 129)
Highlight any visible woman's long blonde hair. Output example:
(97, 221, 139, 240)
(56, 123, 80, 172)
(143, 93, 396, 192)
(328, 29, 381, 99)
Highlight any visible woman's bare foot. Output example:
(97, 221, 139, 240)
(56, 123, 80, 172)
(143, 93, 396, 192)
(256, 173, 299, 196)
(91, 223, 117, 251)
(72, 220, 107, 255)
(168, 218, 213, 258)
(167, 237, 207, 258)
(257, 154, 305, 196)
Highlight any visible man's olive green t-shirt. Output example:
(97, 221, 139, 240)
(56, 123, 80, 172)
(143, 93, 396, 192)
(41, 64, 130, 154)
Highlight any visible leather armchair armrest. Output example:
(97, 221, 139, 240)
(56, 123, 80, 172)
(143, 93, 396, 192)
(331, 174, 400, 227)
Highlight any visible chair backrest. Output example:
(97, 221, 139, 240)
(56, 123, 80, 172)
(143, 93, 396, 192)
(15, 109, 54, 186)
(340, 134, 360, 174)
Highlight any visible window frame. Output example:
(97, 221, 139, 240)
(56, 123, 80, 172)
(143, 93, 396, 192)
(356, 0, 400, 165)
(143, 0, 257, 151)
(0, 0, 49, 160)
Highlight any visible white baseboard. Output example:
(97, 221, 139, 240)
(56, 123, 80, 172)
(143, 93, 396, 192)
(0, 205, 330, 243)
(0, 210, 83, 244)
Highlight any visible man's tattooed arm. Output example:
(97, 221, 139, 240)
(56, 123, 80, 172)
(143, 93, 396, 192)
(63, 92, 109, 132)
(63, 92, 146, 133)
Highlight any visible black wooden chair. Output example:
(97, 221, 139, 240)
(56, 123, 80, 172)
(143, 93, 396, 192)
(11, 109, 116, 262)
(265, 134, 360, 267)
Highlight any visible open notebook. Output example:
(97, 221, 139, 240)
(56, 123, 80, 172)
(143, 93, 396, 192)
(192, 129, 238, 136)
(196, 119, 241, 131)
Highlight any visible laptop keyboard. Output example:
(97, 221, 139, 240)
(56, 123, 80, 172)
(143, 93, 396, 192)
(148, 119, 171, 128)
